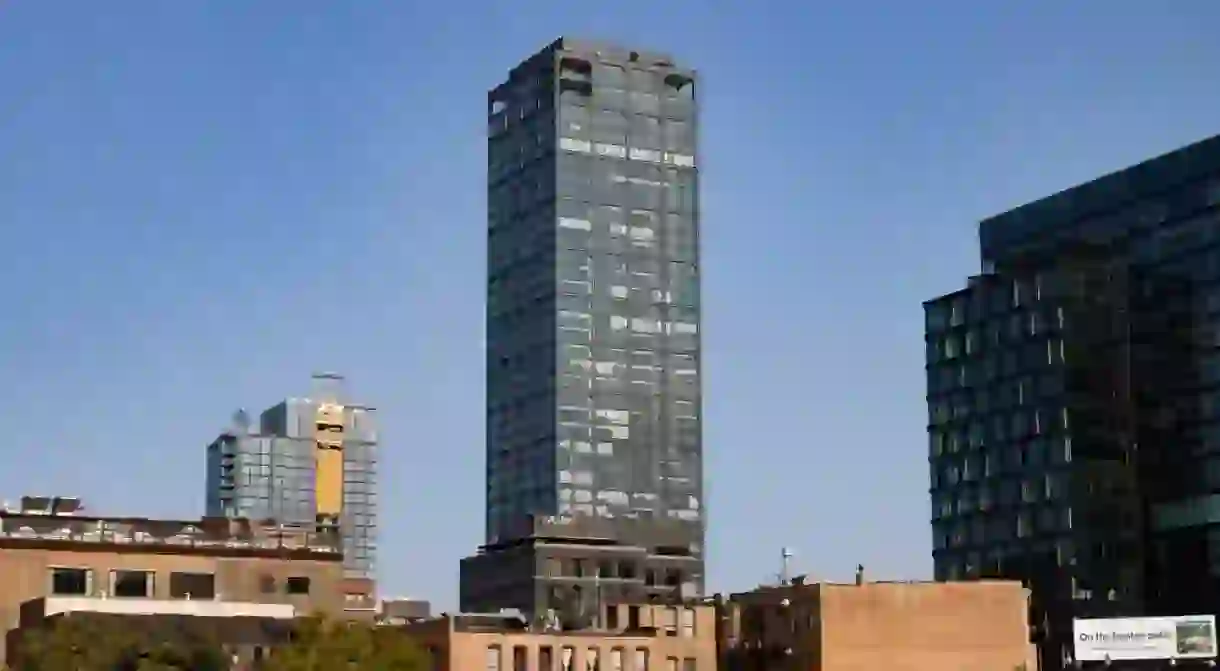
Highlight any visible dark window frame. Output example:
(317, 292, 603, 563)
(111, 569, 153, 598)
(49, 567, 90, 596)
(169, 571, 216, 600)
(285, 576, 311, 595)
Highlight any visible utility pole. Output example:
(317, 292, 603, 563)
(780, 547, 794, 586)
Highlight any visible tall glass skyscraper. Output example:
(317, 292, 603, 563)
(925, 134, 1220, 670)
(205, 375, 378, 610)
(464, 38, 703, 615)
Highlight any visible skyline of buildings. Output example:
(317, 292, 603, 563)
(925, 134, 1220, 669)
(204, 372, 378, 611)
(9, 32, 1220, 665)
(0, 491, 1033, 670)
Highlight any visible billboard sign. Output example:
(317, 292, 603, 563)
(1074, 616, 1218, 661)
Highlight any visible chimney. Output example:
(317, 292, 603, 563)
(854, 564, 865, 586)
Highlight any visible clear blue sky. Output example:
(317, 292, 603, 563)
(3, 2, 1219, 607)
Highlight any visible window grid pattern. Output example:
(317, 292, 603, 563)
(206, 398, 378, 580)
(930, 144, 1220, 667)
(486, 44, 702, 552)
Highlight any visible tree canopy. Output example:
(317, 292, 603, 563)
(10, 613, 426, 670)
(259, 616, 427, 671)
(12, 615, 228, 671)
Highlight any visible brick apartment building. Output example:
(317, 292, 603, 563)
(405, 602, 717, 671)
(0, 495, 347, 664)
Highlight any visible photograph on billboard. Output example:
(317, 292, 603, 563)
(1074, 616, 1218, 661)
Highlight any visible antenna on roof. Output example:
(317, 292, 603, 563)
(780, 547, 794, 586)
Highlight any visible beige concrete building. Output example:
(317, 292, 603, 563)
(0, 495, 345, 664)
(405, 602, 717, 671)
(718, 576, 1037, 671)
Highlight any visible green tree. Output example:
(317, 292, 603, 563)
(13, 615, 137, 671)
(13, 615, 227, 671)
(260, 616, 426, 671)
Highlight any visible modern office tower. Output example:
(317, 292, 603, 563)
(206, 374, 378, 611)
(925, 134, 1220, 670)
(462, 38, 703, 617)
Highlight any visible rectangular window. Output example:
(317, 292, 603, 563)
(540, 646, 554, 671)
(169, 572, 216, 600)
(682, 659, 696, 671)
(631, 115, 661, 149)
(666, 658, 678, 671)
(587, 648, 600, 671)
(634, 649, 649, 671)
(662, 605, 679, 636)
(1017, 512, 1032, 538)
(596, 64, 625, 89)
(681, 607, 695, 637)
(259, 574, 277, 593)
(286, 576, 311, 595)
(562, 646, 576, 671)
(592, 110, 628, 144)
(486, 645, 501, 671)
(513, 645, 527, 671)
(49, 567, 91, 596)
(610, 648, 624, 671)
(111, 570, 153, 598)
(663, 121, 691, 152)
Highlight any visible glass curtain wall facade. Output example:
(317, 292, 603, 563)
(206, 396, 378, 581)
(205, 430, 317, 527)
(925, 254, 1149, 667)
(926, 134, 1220, 670)
(486, 39, 703, 557)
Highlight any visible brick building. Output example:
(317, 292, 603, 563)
(404, 602, 716, 671)
(0, 495, 346, 664)
(718, 576, 1037, 671)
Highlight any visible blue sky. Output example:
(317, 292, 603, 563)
(2, 2, 1220, 607)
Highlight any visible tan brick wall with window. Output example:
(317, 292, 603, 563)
(722, 580, 1037, 671)
(0, 545, 343, 664)
(406, 605, 717, 671)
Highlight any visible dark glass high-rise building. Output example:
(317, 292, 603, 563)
(461, 38, 703, 617)
(925, 134, 1220, 669)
